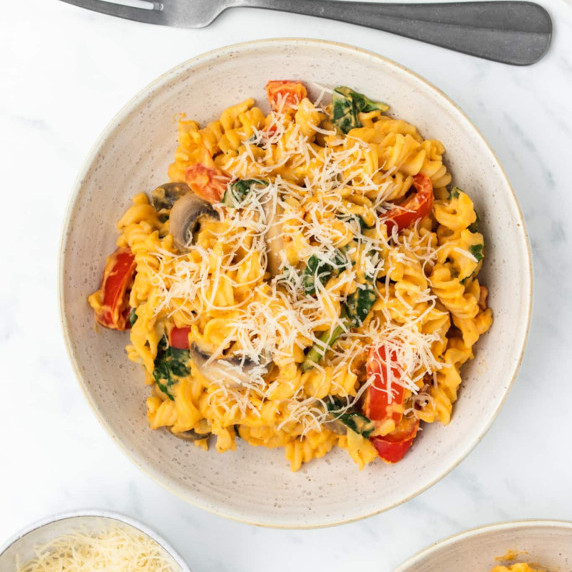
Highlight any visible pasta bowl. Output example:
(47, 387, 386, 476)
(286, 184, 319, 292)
(0, 510, 190, 571)
(395, 520, 572, 572)
(60, 39, 532, 527)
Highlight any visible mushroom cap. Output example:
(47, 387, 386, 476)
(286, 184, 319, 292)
(189, 344, 269, 386)
(323, 418, 348, 435)
(151, 182, 192, 211)
(170, 192, 218, 250)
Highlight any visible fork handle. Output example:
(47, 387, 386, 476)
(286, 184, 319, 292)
(235, 1, 551, 65)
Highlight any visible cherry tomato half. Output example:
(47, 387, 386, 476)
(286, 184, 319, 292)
(363, 343, 405, 428)
(92, 247, 136, 330)
(169, 326, 191, 350)
(185, 163, 231, 204)
(370, 416, 420, 463)
(382, 173, 434, 234)
(266, 80, 307, 112)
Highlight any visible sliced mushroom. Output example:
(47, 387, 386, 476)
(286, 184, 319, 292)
(263, 199, 284, 276)
(323, 418, 348, 435)
(189, 344, 268, 386)
(151, 182, 192, 211)
(170, 192, 219, 250)
(169, 428, 211, 442)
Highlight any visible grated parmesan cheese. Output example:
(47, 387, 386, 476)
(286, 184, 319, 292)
(16, 524, 179, 572)
(147, 90, 449, 435)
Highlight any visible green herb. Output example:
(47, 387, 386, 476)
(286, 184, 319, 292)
(223, 179, 267, 207)
(128, 308, 138, 327)
(331, 86, 388, 134)
(332, 94, 359, 135)
(345, 285, 378, 327)
(448, 186, 462, 199)
(469, 243, 484, 262)
(153, 337, 190, 400)
(244, 134, 261, 146)
(302, 255, 325, 295)
(468, 210, 480, 233)
(302, 250, 348, 296)
(326, 397, 375, 438)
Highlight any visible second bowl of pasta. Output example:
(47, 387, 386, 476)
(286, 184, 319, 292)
(395, 520, 572, 572)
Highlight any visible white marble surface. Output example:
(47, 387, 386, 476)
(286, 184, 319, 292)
(1, 1, 572, 570)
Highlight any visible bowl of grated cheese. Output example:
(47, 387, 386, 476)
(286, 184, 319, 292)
(60, 39, 532, 527)
(0, 511, 191, 572)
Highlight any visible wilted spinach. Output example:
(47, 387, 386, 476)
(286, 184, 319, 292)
(468, 210, 481, 233)
(153, 336, 190, 400)
(302, 250, 348, 296)
(223, 179, 267, 207)
(469, 243, 484, 262)
(326, 397, 375, 438)
(345, 284, 378, 328)
(331, 86, 388, 134)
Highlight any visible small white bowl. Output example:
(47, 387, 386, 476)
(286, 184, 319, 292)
(395, 520, 572, 572)
(0, 510, 190, 572)
(60, 39, 532, 527)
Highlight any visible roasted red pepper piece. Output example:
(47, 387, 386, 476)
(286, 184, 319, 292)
(92, 247, 136, 330)
(266, 80, 307, 112)
(382, 173, 434, 234)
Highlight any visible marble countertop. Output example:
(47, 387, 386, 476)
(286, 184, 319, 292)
(2, 1, 572, 570)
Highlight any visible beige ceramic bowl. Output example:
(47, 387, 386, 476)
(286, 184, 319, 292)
(395, 520, 572, 572)
(0, 511, 190, 572)
(60, 39, 532, 528)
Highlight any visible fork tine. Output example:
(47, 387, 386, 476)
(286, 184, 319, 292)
(59, 0, 166, 26)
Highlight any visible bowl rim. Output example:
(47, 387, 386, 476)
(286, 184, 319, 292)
(394, 519, 572, 571)
(59, 37, 533, 529)
(0, 509, 192, 571)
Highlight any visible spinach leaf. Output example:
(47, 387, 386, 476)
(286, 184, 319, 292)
(331, 87, 388, 134)
(326, 397, 375, 438)
(448, 186, 462, 199)
(128, 308, 138, 327)
(468, 210, 480, 233)
(302, 250, 348, 296)
(332, 90, 358, 134)
(469, 243, 484, 262)
(345, 285, 378, 327)
(302, 255, 324, 295)
(153, 336, 190, 400)
(223, 179, 267, 207)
